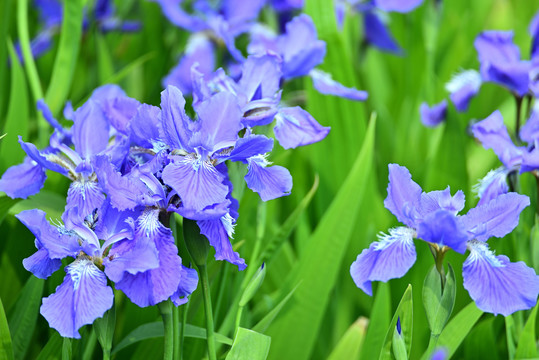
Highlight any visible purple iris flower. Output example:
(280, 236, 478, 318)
(420, 100, 447, 127)
(350, 164, 538, 316)
(445, 70, 482, 112)
(0, 85, 139, 217)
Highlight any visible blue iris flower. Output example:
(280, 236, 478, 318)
(351, 164, 539, 316)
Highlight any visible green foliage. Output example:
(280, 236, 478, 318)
(0, 296, 14, 360)
(422, 264, 456, 336)
(327, 317, 367, 360)
(380, 285, 413, 360)
(225, 328, 271, 360)
(515, 303, 539, 359)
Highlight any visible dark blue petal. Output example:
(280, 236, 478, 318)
(363, 11, 402, 54)
(40, 259, 114, 338)
(0, 157, 46, 198)
(463, 241, 539, 316)
(461, 192, 529, 242)
(310, 69, 368, 101)
(471, 111, 523, 168)
(480, 61, 530, 97)
(274, 107, 330, 149)
(245, 156, 292, 201)
(383, 164, 422, 228)
(416, 210, 468, 254)
(420, 100, 447, 127)
(350, 227, 417, 295)
(197, 216, 247, 270)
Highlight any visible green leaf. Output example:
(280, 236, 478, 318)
(10, 190, 67, 221)
(35, 333, 62, 360)
(359, 283, 392, 360)
(93, 304, 115, 355)
(266, 116, 377, 360)
(45, 0, 85, 116)
(62, 338, 72, 360)
(252, 284, 298, 334)
(112, 322, 233, 355)
(379, 284, 413, 360)
(1, 40, 29, 172)
(422, 264, 457, 336)
(239, 263, 266, 307)
(515, 302, 539, 359)
(423, 302, 483, 359)
(95, 34, 115, 84)
(327, 317, 368, 360)
(0, 196, 20, 226)
(0, 295, 14, 360)
(225, 328, 271, 360)
(0, 0, 13, 119)
(8, 276, 44, 360)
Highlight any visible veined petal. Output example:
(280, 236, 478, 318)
(66, 180, 106, 218)
(72, 100, 110, 159)
(23, 243, 61, 279)
(383, 164, 422, 228)
(274, 107, 330, 149)
(197, 215, 246, 270)
(40, 259, 114, 338)
(350, 227, 417, 296)
(114, 213, 182, 307)
(419, 187, 465, 217)
(461, 192, 529, 241)
(162, 156, 228, 212)
(159, 86, 194, 152)
(309, 69, 368, 101)
(227, 134, 274, 163)
(416, 210, 468, 254)
(104, 236, 160, 283)
(16, 209, 80, 259)
(0, 157, 46, 199)
(463, 241, 539, 316)
(171, 265, 198, 306)
(245, 155, 292, 201)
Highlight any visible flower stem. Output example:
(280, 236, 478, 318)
(425, 332, 440, 356)
(173, 305, 180, 360)
(198, 264, 217, 360)
(515, 95, 523, 143)
(158, 300, 174, 360)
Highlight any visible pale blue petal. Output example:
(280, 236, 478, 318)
(274, 107, 330, 149)
(245, 156, 292, 201)
(383, 164, 422, 228)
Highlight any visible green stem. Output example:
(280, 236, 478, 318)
(82, 330, 97, 360)
(234, 306, 244, 337)
(173, 305, 180, 360)
(515, 95, 523, 143)
(62, 338, 72, 360)
(425, 332, 440, 357)
(180, 300, 189, 360)
(158, 301, 174, 360)
(198, 264, 217, 360)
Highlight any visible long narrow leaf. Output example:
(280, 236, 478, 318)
(379, 285, 413, 360)
(327, 317, 368, 360)
(515, 302, 539, 359)
(266, 116, 377, 360)
(225, 328, 271, 360)
(0, 296, 14, 360)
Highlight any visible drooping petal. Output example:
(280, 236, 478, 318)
(420, 100, 447, 128)
(475, 31, 521, 65)
(114, 210, 182, 307)
(23, 241, 61, 279)
(309, 69, 368, 101)
(471, 111, 523, 169)
(0, 157, 46, 198)
(37, 99, 64, 132)
(197, 215, 246, 270)
(72, 100, 110, 159)
(241, 96, 281, 128)
(162, 156, 228, 212)
(245, 155, 292, 201)
(274, 107, 330, 149)
(16, 209, 80, 259)
(18, 137, 69, 175)
(416, 210, 468, 254)
(159, 86, 194, 152)
(350, 227, 417, 296)
(480, 61, 530, 97)
(65, 180, 106, 218)
(171, 265, 199, 306)
(463, 241, 539, 316)
(461, 192, 530, 242)
(383, 164, 422, 228)
(40, 259, 114, 338)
